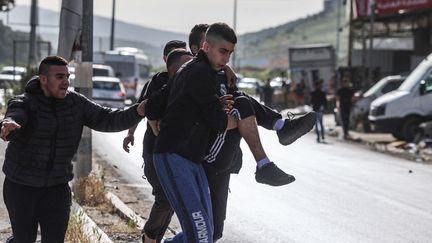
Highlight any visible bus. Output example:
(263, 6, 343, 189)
(103, 47, 151, 101)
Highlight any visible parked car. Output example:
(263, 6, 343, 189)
(68, 64, 115, 89)
(369, 53, 432, 141)
(93, 64, 115, 77)
(0, 66, 26, 78)
(270, 77, 291, 107)
(236, 77, 263, 96)
(351, 75, 405, 132)
(92, 76, 126, 109)
(0, 66, 27, 88)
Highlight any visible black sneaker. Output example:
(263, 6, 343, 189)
(277, 112, 317, 145)
(255, 162, 296, 186)
(6, 236, 13, 243)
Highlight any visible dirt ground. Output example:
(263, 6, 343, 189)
(89, 153, 180, 242)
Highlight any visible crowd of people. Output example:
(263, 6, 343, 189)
(0, 22, 322, 243)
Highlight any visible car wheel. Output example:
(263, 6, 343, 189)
(401, 117, 422, 142)
(391, 131, 405, 140)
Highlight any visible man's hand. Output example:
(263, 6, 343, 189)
(148, 120, 160, 136)
(219, 94, 234, 112)
(122, 134, 134, 153)
(0, 119, 21, 141)
(222, 65, 237, 87)
(137, 99, 147, 117)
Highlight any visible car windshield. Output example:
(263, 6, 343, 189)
(93, 68, 110, 77)
(363, 78, 389, 97)
(93, 81, 120, 90)
(399, 58, 432, 92)
(105, 61, 134, 77)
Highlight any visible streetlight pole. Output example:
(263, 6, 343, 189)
(335, 0, 341, 67)
(367, 1, 375, 89)
(110, 0, 116, 50)
(232, 0, 237, 71)
(27, 0, 38, 69)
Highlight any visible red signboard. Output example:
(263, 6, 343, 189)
(355, 0, 432, 18)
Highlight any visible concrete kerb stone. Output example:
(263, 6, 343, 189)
(105, 191, 177, 241)
(70, 200, 113, 243)
(105, 192, 146, 230)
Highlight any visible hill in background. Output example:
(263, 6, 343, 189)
(1, 5, 347, 69)
(236, 5, 348, 69)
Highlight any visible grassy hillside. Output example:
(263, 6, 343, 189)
(237, 6, 348, 68)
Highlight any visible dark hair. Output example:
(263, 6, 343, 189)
(166, 49, 193, 71)
(205, 22, 237, 45)
(163, 40, 187, 57)
(188, 24, 209, 50)
(38, 56, 68, 75)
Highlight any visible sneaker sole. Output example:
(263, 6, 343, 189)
(256, 175, 296, 187)
(279, 112, 317, 145)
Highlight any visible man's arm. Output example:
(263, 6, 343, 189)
(145, 83, 170, 121)
(0, 96, 28, 141)
(122, 123, 139, 153)
(80, 93, 144, 132)
(188, 71, 228, 132)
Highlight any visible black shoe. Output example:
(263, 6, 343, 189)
(255, 162, 296, 186)
(277, 112, 317, 145)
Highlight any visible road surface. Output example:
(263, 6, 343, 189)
(93, 122, 432, 243)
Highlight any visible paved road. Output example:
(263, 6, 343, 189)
(93, 122, 432, 243)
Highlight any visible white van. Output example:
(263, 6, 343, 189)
(369, 53, 432, 141)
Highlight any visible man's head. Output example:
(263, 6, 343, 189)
(166, 49, 194, 78)
(38, 56, 70, 99)
(189, 24, 209, 55)
(202, 23, 237, 71)
(163, 40, 187, 63)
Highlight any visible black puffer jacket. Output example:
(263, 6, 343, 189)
(2, 77, 142, 187)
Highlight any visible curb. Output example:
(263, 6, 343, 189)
(70, 200, 113, 243)
(105, 191, 177, 240)
(105, 192, 146, 230)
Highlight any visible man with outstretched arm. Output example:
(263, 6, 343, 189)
(0, 56, 145, 242)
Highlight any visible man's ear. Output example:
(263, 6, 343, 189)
(39, 74, 47, 85)
(202, 41, 210, 52)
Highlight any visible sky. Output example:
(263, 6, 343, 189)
(13, 0, 324, 34)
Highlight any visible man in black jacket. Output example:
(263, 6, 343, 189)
(0, 56, 145, 242)
(151, 23, 238, 243)
(122, 40, 187, 243)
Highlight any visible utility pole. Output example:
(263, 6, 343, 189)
(232, 0, 237, 71)
(74, 0, 93, 178)
(367, 1, 375, 88)
(347, 0, 354, 69)
(27, 0, 38, 69)
(58, 0, 82, 60)
(335, 0, 341, 67)
(110, 0, 116, 50)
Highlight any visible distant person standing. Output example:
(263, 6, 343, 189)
(262, 78, 274, 107)
(311, 80, 328, 143)
(294, 80, 306, 106)
(337, 79, 354, 139)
